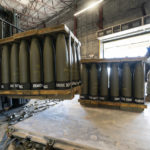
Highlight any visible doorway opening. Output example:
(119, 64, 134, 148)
(103, 34, 149, 58)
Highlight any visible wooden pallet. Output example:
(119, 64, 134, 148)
(0, 24, 81, 45)
(81, 57, 146, 64)
(0, 86, 81, 100)
(78, 99, 147, 112)
(0, 36, 14, 44)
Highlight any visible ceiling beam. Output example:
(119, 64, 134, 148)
(5, 0, 47, 17)
(59, 0, 72, 8)
(31, 1, 74, 29)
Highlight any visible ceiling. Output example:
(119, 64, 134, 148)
(0, 0, 74, 30)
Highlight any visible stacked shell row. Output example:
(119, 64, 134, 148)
(0, 34, 81, 90)
(81, 62, 145, 104)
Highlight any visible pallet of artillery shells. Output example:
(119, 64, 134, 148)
(0, 24, 81, 99)
(78, 99, 147, 112)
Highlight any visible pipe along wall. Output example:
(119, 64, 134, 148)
(0, 33, 81, 90)
(81, 62, 145, 104)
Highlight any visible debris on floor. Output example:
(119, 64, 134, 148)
(0, 99, 61, 149)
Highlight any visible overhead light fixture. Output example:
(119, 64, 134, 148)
(17, 0, 29, 5)
(74, 0, 103, 16)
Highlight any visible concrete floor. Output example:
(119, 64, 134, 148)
(1, 96, 150, 150)
(11, 95, 150, 150)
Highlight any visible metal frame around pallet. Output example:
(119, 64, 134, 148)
(0, 17, 24, 39)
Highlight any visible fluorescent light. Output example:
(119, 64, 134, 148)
(17, 0, 29, 5)
(74, 0, 103, 16)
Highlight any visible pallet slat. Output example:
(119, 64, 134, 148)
(38, 24, 65, 35)
(0, 36, 14, 44)
(0, 24, 81, 45)
(0, 86, 80, 96)
(78, 99, 147, 111)
(81, 57, 146, 64)
(14, 29, 38, 40)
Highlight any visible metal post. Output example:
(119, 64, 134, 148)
(69, 32, 72, 92)
(0, 17, 23, 32)
(1, 20, 4, 39)
(10, 25, 13, 36)
(99, 5, 103, 30)
(0, 17, 23, 39)
(74, 0, 77, 36)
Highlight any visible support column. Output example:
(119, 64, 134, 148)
(74, 1, 77, 36)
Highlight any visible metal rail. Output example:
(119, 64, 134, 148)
(0, 17, 24, 39)
(97, 14, 150, 38)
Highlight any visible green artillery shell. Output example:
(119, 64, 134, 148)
(30, 37, 42, 89)
(1, 45, 10, 89)
(19, 40, 30, 89)
(100, 64, 108, 98)
(43, 36, 55, 89)
(133, 62, 144, 103)
(10, 43, 19, 89)
(110, 63, 119, 98)
(121, 63, 132, 98)
(89, 64, 98, 99)
(81, 64, 88, 99)
(56, 34, 70, 89)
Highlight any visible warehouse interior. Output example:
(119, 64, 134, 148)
(1, 0, 150, 58)
(0, 0, 150, 150)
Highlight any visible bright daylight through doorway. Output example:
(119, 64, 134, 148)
(104, 33, 149, 58)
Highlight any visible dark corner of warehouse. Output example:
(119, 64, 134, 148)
(0, 0, 150, 150)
